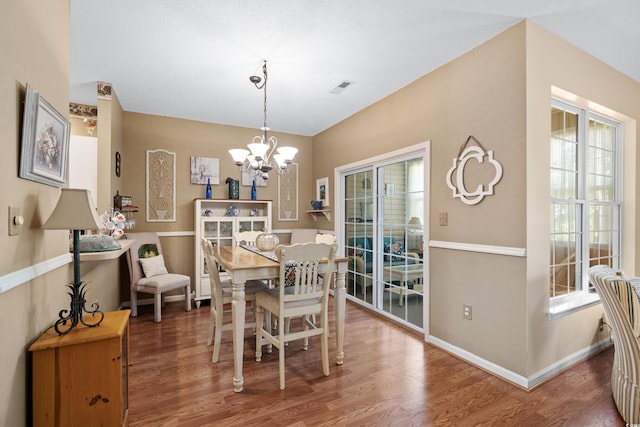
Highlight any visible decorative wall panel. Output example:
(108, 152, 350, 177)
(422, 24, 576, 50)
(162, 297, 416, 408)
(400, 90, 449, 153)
(146, 149, 176, 222)
(278, 163, 298, 221)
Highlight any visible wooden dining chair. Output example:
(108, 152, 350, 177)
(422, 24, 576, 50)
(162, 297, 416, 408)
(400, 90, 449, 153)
(254, 242, 337, 390)
(201, 238, 268, 363)
(233, 230, 263, 247)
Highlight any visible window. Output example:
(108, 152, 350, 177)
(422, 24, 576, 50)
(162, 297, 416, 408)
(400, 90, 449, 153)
(549, 99, 622, 300)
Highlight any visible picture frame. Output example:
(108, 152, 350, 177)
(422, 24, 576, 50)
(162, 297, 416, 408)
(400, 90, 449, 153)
(20, 85, 70, 187)
(316, 177, 329, 207)
(190, 156, 219, 184)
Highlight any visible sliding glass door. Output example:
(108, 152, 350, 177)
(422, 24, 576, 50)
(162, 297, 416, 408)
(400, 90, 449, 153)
(341, 149, 426, 330)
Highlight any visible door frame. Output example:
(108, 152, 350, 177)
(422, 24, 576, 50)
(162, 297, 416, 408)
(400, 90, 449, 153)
(334, 141, 430, 340)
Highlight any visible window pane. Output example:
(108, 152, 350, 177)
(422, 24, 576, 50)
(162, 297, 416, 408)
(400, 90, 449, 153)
(550, 170, 577, 199)
(590, 119, 614, 150)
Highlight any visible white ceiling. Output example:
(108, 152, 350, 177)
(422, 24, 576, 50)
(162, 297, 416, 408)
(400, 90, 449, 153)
(70, 0, 640, 137)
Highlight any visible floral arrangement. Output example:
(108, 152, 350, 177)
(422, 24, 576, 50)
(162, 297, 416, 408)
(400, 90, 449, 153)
(100, 210, 126, 238)
(37, 123, 59, 170)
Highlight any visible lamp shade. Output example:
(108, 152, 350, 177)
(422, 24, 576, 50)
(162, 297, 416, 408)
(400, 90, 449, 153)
(276, 146, 298, 162)
(229, 148, 250, 165)
(43, 188, 103, 231)
(408, 216, 422, 230)
(248, 142, 269, 160)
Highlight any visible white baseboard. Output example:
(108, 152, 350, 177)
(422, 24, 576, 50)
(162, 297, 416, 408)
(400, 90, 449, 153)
(428, 335, 612, 389)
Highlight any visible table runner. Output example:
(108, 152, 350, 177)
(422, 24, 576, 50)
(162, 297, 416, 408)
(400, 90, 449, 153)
(240, 244, 278, 262)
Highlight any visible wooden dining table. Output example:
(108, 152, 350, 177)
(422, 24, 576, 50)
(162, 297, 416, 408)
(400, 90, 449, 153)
(213, 245, 348, 392)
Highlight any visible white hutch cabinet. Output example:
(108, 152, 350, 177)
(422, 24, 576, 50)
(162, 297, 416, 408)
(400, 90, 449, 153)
(193, 199, 272, 307)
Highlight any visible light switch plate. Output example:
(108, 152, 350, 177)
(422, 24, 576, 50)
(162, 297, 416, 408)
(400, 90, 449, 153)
(439, 212, 448, 226)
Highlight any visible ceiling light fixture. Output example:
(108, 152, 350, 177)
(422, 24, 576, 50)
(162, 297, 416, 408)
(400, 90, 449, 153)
(229, 60, 297, 181)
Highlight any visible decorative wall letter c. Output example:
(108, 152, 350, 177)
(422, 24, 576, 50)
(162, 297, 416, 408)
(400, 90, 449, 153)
(446, 136, 503, 206)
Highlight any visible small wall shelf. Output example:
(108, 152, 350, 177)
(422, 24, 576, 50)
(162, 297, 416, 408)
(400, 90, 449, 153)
(79, 238, 135, 262)
(306, 210, 331, 222)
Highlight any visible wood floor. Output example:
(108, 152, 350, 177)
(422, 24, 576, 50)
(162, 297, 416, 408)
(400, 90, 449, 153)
(127, 299, 624, 426)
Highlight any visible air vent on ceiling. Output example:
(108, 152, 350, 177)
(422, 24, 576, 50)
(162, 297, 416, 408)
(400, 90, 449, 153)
(330, 80, 354, 95)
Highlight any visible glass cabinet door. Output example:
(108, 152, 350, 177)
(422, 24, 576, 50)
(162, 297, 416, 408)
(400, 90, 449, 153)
(202, 219, 234, 247)
(238, 219, 267, 232)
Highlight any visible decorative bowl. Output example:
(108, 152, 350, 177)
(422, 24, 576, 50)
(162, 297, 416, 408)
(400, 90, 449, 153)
(256, 233, 279, 251)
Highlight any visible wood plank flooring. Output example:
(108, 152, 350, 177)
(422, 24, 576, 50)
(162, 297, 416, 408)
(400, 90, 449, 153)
(127, 299, 624, 426)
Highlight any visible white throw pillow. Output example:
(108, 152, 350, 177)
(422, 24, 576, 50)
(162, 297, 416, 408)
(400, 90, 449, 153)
(139, 254, 168, 278)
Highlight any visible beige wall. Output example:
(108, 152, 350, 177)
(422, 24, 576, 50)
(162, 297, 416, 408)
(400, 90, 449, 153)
(0, 3, 124, 425)
(314, 20, 640, 380)
(118, 112, 314, 296)
(524, 20, 640, 374)
(121, 112, 315, 232)
(315, 22, 531, 374)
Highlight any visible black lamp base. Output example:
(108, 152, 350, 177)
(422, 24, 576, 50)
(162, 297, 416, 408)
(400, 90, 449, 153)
(54, 280, 104, 335)
(54, 229, 104, 335)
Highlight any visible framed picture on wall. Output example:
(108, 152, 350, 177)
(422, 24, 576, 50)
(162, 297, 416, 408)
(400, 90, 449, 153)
(190, 156, 219, 184)
(19, 84, 70, 187)
(316, 177, 329, 207)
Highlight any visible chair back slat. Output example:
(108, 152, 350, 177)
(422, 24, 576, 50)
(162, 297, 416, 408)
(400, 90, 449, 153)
(276, 243, 337, 303)
(201, 238, 224, 303)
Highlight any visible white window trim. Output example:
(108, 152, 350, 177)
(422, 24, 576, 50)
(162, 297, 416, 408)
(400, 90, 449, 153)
(549, 98, 623, 317)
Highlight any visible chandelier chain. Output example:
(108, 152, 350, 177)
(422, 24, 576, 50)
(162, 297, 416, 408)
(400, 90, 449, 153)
(262, 61, 268, 130)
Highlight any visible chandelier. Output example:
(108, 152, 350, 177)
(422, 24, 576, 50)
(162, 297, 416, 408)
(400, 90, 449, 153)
(229, 60, 297, 180)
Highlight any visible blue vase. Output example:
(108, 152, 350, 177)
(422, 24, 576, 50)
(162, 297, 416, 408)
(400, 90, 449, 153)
(205, 178, 212, 199)
(251, 180, 257, 200)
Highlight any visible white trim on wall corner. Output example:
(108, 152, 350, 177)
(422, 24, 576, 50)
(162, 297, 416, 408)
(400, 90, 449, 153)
(0, 253, 72, 294)
(428, 335, 612, 389)
(429, 240, 526, 257)
(156, 231, 194, 237)
(428, 335, 528, 388)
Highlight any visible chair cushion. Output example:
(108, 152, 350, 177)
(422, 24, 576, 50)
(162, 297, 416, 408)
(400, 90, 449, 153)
(257, 287, 322, 309)
(139, 254, 169, 278)
(136, 273, 190, 292)
(221, 280, 269, 296)
(383, 239, 404, 262)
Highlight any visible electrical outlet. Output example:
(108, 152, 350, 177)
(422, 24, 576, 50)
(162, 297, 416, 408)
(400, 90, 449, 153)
(599, 317, 604, 332)
(463, 304, 472, 320)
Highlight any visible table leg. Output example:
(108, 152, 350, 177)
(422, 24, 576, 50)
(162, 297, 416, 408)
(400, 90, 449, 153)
(231, 279, 246, 392)
(334, 263, 347, 365)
